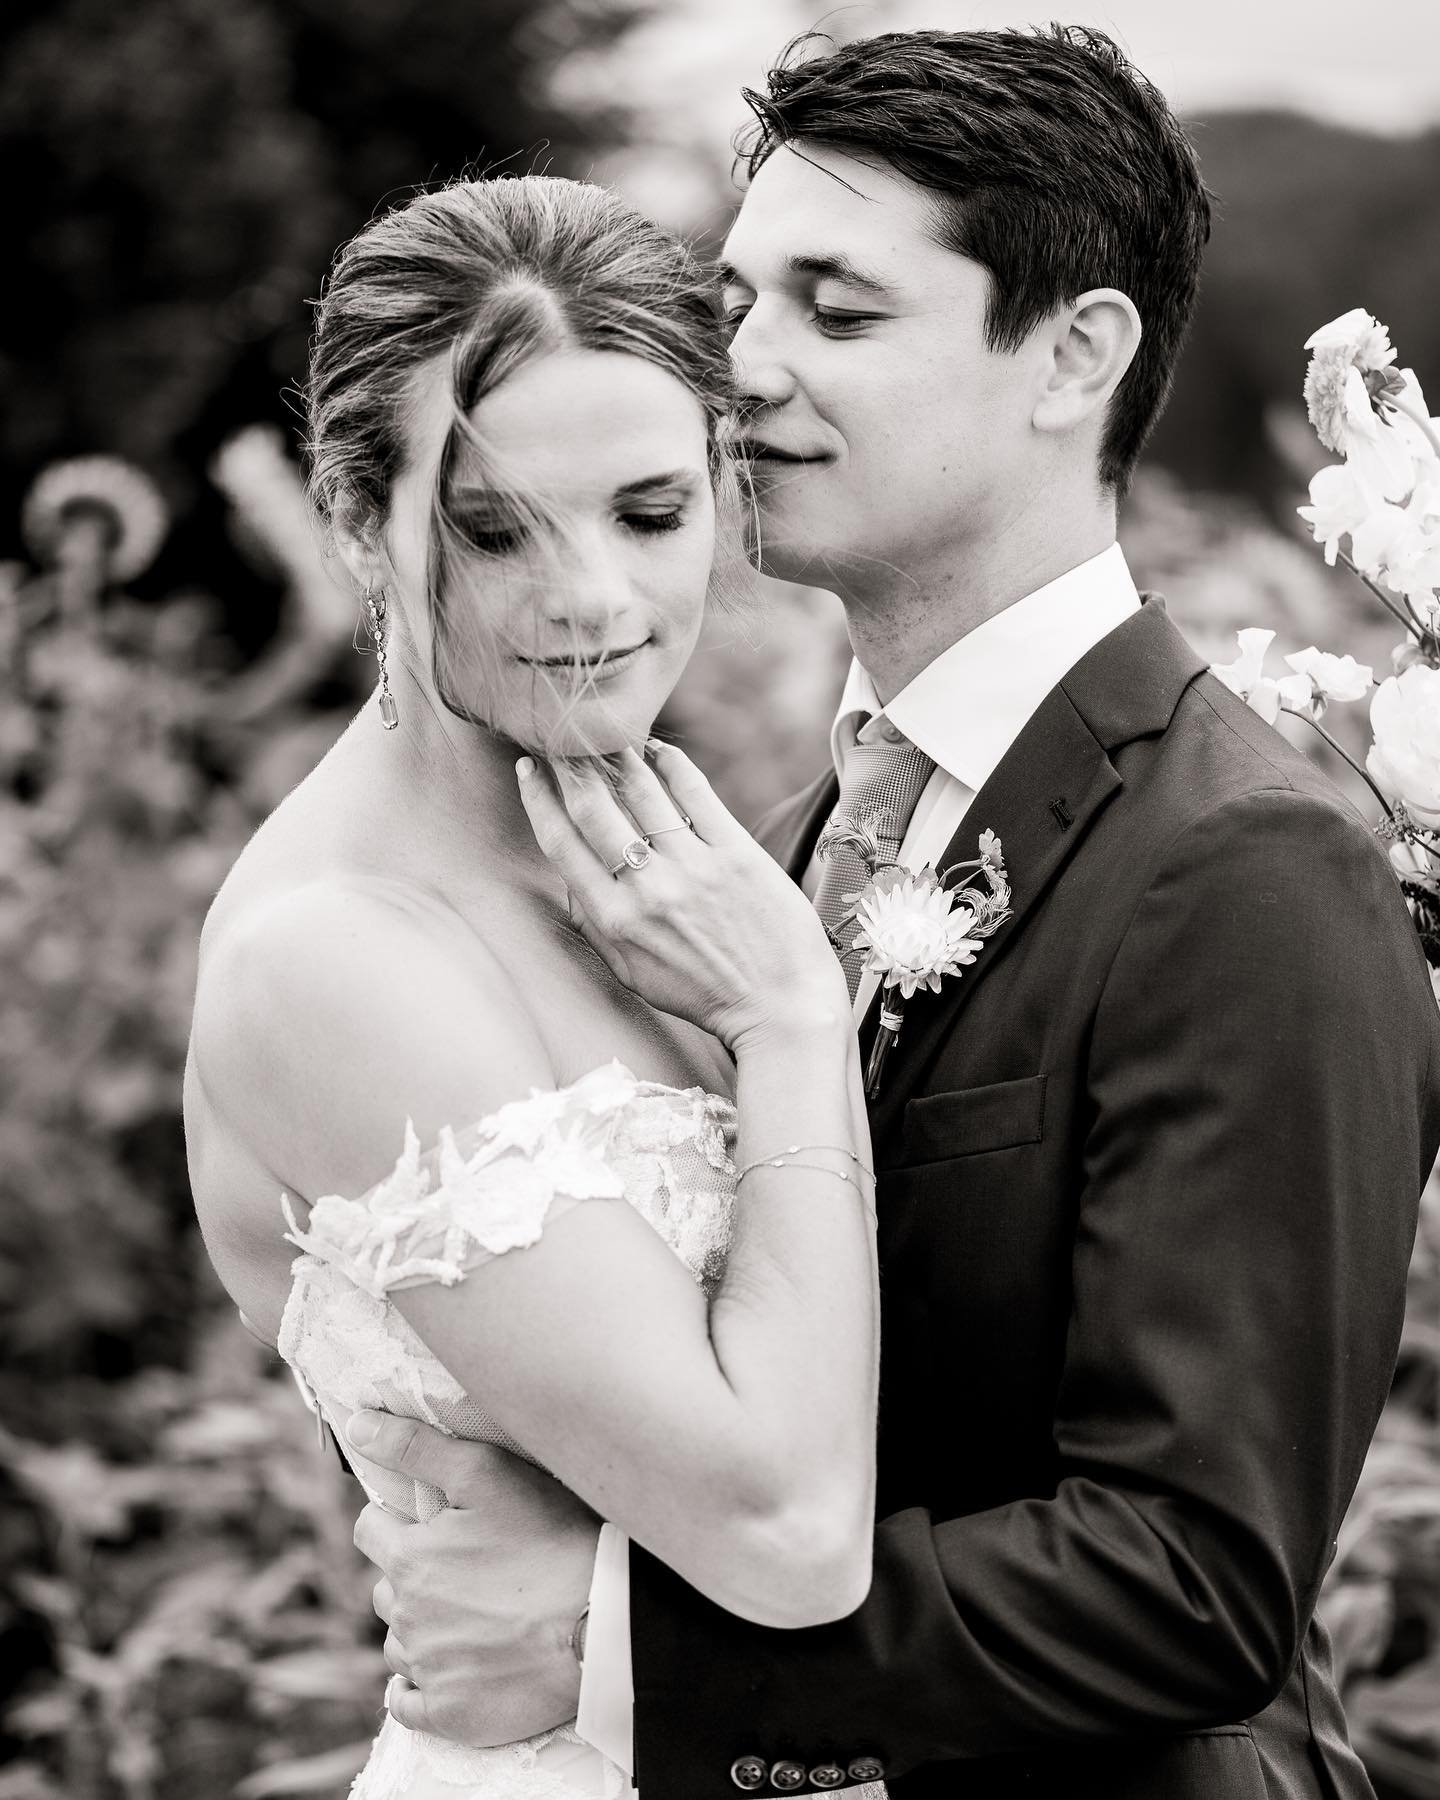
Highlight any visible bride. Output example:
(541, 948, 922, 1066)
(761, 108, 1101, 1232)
(183, 174, 880, 1797)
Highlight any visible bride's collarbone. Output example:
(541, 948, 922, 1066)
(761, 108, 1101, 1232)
(420, 880, 732, 1098)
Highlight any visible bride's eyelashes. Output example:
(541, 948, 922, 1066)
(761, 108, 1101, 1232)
(456, 510, 687, 558)
(464, 523, 524, 556)
(622, 509, 686, 537)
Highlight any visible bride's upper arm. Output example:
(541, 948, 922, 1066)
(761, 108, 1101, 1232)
(189, 879, 558, 1210)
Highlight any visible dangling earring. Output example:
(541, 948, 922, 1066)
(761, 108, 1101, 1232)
(361, 581, 399, 731)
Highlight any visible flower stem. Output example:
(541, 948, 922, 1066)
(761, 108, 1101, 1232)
(1301, 714, 1395, 821)
(1387, 389, 1440, 464)
(1337, 550, 1430, 642)
(864, 1002, 905, 1101)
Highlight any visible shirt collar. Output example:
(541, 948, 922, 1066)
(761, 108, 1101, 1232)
(829, 544, 1141, 791)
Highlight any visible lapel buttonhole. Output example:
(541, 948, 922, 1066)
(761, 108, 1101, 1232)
(1049, 796, 1075, 830)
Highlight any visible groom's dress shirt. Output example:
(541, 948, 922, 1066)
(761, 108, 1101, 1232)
(575, 544, 1142, 1776)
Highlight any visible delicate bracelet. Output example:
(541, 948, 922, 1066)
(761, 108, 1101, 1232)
(736, 1160, 877, 1223)
(735, 1143, 875, 1183)
(737, 1159, 864, 1194)
(568, 1602, 590, 1669)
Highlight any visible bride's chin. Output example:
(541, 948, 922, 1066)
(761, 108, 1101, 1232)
(516, 707, 659, 763)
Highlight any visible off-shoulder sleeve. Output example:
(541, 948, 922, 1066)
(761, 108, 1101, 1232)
(281, 1061, 640, 1298)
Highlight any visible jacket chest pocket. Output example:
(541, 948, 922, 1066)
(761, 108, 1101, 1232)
(897, 1073, 1047, 1165)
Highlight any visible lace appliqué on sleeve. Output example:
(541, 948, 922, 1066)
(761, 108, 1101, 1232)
(282, 1061, 641, 1298)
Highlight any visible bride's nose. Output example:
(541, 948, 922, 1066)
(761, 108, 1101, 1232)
(542, 532, 633, 632)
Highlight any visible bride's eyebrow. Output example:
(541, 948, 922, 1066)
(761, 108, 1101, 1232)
(612, 470, 701, 504)
(448, 483, 515, 505)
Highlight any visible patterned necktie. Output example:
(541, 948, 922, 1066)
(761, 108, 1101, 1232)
(813, 727, 936, 999)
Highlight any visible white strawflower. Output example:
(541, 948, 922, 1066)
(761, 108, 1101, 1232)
(1211, 628, 1313, 724)
(1304, 310, 1395, 449)
(1369, 665, 1440, 826)
(852, 875, 981, 1000)
(1283, 647, 1373, 706)
(1305, 305, 1395, 367)
(1303, 310, 1418, 501)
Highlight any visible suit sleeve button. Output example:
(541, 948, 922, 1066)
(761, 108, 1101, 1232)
(848, 1758, 885, 1783)
(730, 1756, 767, 1790)
(809, 1765, 847, 1788)
(770, 1761, 807, 1790)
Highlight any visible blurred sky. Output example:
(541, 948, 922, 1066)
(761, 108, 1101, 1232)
(559, 0, 1440, 227)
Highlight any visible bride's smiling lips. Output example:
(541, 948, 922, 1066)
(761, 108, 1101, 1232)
(514, 637, 655, 681)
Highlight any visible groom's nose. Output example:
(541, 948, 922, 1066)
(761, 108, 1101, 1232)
(729, 307, 798, 411)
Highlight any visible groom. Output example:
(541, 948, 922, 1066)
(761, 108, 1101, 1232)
(346, 27, 1440, 1799)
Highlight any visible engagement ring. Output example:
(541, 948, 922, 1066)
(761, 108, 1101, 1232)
(609, 838, 653, 875)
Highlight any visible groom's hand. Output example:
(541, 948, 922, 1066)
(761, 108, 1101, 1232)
(347, 1411, 600, 1748)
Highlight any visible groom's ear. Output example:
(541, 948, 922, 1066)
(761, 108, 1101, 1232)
(1030, 289, 1143, 439)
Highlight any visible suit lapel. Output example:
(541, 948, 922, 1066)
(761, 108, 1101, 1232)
(866, 601, 1207, 1143)
(756, 767, 839, 882)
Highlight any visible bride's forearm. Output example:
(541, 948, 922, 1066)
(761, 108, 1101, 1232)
(704, 1007, 879, 1617)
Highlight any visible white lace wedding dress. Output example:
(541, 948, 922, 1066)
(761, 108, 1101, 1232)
(276, 1061, 884, 1800)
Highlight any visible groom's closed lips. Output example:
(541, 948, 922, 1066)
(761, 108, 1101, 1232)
(736, 437, 832, 465)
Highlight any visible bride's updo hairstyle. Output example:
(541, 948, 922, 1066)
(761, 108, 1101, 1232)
(304, 174, 739, 740)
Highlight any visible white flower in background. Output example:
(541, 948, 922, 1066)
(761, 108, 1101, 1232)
(1211, 628, 1313, 724)
(1389, 837, 1440, 888)
(1368, 665, 1440, 826)
(1298, 461, 1372, 564)
(1352, 498, 1440, 603)
(1304, 310, 1419, 501)
(1283, 646, 1374, 707)
(851, 874, 981, 1000)
(1384, 368, 1440, 461)
(1395, 638, 1435, 675)
(1303, 309, 1395, 451)
(1305, 307, 1396, 377)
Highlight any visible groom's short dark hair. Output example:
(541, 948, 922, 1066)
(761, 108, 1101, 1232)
(737, 26, 1212, 494)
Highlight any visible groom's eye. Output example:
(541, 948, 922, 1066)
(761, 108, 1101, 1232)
(812, 307, 879, 337)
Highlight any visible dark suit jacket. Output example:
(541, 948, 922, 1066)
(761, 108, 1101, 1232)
(628, 601, 1440, 1800)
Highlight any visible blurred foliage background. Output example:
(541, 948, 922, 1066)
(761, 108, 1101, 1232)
(4, 0, 1440, 1794)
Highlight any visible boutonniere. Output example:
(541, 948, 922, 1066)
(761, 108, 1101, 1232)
(852, 831, 1014, 1100)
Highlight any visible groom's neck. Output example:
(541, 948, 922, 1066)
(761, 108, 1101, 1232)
(840, 486, 1119, 705)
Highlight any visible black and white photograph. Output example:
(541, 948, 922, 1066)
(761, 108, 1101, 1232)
(5, 2, 1440, 1796)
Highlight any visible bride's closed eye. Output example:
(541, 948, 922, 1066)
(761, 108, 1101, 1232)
(621, 509, 685, 537)
(452, 504, 527, 557)
(464, 524, 525, 556)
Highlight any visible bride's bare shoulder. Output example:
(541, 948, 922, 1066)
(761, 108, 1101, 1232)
(189, 873, 556, 1208)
